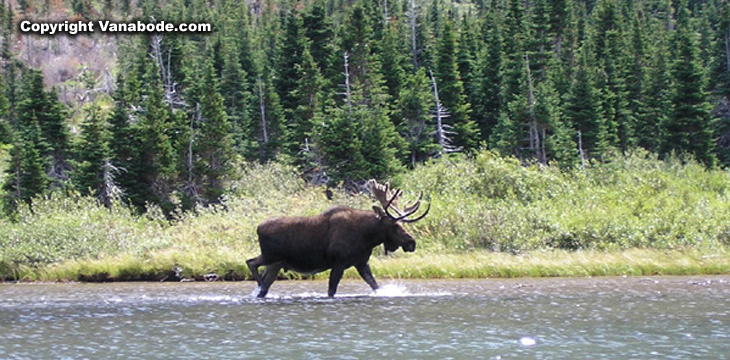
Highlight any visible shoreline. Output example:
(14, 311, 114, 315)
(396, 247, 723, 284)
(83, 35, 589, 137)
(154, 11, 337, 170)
(3, 248, 728, 283)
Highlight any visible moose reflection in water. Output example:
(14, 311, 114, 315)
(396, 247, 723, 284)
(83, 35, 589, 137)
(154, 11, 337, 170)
(246, 180, 430, 298)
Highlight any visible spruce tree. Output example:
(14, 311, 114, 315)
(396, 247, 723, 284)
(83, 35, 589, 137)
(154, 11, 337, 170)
(395, 68, 438, 165)
(472, 9, 503, 140)
(434, 21, 479, 152)
(127, 59, 178, 212)
(71, 104, 111, 199)
(2, 120, 49, 211)
(660, 3, 716, 166)
(15, 70, 70, 185)
(501, 0, 526, 105)
(194, 60, 234, 205)
(564, 43, 608, 159)
(303, 1, 336, 74)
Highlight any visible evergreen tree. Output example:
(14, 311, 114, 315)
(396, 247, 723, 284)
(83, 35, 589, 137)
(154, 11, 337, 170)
(15, 70, 70, 185)
(2, 120, 49, 211)
(526, 0, 553, 83)
(564, 43, 608, 159)
(501, 0, 526, 105)
(127, 59, 178, 212)
(597, 28, 633, 153)
(274, 10, 323, 162)
(219, 40, 253, 156)
(71, 104, 111, 200)
(193, 60, 235, 205)
(472, 9, 503, 140)
(434, 21, 479, 151)
(395, 68, 437, 165)
(0, 75, 9, 144)
(637, 18, 671, 152)
(660, 3, 716, 166)
(303, 1, 336, 74)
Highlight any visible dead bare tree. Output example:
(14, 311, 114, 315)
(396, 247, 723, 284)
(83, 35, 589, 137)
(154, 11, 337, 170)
(429, 69, 461, 155)
(339, 52, 353, 115)
(98, 159, 124, 209)
(524, 54, 547, 164)
(257, 75, 269, 145)
(150, 19, 185, 109)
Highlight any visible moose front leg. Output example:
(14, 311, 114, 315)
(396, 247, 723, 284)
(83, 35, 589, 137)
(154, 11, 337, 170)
(328, 267, 345, 297)
(355, 262, 379, 292)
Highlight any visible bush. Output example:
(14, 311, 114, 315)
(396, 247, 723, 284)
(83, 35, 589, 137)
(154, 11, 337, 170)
(1, 151, 730, 280)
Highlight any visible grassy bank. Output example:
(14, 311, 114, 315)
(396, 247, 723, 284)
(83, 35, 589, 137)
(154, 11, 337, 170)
(2, 150, 730, 281)
(6, 248, 730, 282)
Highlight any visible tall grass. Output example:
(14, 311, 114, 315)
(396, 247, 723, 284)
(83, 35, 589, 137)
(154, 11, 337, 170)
(1, 151, 730, 281)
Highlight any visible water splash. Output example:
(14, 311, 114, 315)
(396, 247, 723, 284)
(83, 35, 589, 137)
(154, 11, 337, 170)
(374, 283, 411, 297)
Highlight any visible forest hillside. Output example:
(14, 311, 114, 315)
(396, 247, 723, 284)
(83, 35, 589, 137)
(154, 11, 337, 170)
(1, 0, 730, 280)
(1, 0, 729, 214)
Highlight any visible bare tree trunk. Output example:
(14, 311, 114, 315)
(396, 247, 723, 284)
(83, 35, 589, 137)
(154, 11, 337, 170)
(429, 69, 445, 152)
(99, 159, 124, 209)
(184, 103, 198, 203)
(578, 130, 586, 168)
(257, 76, 269, 144)
(525, 54, 544, 163)
(342, 52, 353, 115)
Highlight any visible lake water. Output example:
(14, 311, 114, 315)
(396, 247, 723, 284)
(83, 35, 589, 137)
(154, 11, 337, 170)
(1, 276, 728, 359)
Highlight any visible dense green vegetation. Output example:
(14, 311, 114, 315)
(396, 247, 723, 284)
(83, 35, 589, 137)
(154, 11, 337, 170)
(1, 152, 729, 281)
(1, 0, 730, 213)
(1, 0, 730, 280)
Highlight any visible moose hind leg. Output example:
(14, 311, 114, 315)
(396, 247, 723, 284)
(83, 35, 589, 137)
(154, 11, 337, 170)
(246, 256, 265, 286)
(328, 267, 345, 297)
(256, 263, 283, 298)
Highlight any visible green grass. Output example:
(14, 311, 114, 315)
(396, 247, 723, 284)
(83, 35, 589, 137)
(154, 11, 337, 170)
(11, 248, 730, 282)
(2, 151, 730, 282)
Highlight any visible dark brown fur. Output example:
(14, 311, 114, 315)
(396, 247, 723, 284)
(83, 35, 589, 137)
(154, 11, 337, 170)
(246, 206, 416, 297)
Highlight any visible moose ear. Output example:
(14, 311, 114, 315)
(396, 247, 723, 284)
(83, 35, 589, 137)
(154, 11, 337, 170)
(372, 206, 387, 219)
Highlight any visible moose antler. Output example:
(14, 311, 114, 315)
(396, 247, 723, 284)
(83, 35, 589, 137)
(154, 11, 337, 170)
(366, 179, 430, 223)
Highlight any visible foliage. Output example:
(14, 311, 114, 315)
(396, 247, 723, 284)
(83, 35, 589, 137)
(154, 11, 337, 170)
(2, 152, 730, 281)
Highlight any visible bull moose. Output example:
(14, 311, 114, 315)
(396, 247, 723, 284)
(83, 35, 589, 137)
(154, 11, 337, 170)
(246, 180, 430, 298)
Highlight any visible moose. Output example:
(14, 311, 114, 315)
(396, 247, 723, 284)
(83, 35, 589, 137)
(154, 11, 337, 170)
(246, 180, 430, 298)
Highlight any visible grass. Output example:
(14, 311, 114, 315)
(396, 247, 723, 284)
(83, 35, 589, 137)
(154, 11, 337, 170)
(8, 248, 729, 282)
(2, 150, 730, 282)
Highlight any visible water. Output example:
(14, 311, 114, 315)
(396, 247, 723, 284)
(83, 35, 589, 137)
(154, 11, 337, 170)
(1, 276, 728, 359)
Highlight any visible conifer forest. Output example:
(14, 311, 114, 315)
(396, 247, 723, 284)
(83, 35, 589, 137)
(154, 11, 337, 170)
(1, 0, 729, 216)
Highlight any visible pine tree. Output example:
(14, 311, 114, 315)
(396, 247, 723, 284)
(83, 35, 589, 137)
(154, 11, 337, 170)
(193, 60, 235, 205)
(395, 68, 437, 165)
(0, 75, 10, 144)
(2, 120, 49, 211)
(597, 28, 633, 153)
(526, 0, 553, 83)
(303, 1, 336, 74)
(15, 70, 70, 186)
(564, 43, 608, 159)
(472, 9, 503, 140)
(219, 40, 253, 156)
(127, 59, 178, 212)
(275, 10, 323, 162)
(660, 2, 716, 166)
(434, 21, 479, 152)
(314, 51, 404, 187)
(501, 0, 526, 105)
(71, 104, 111, 200)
